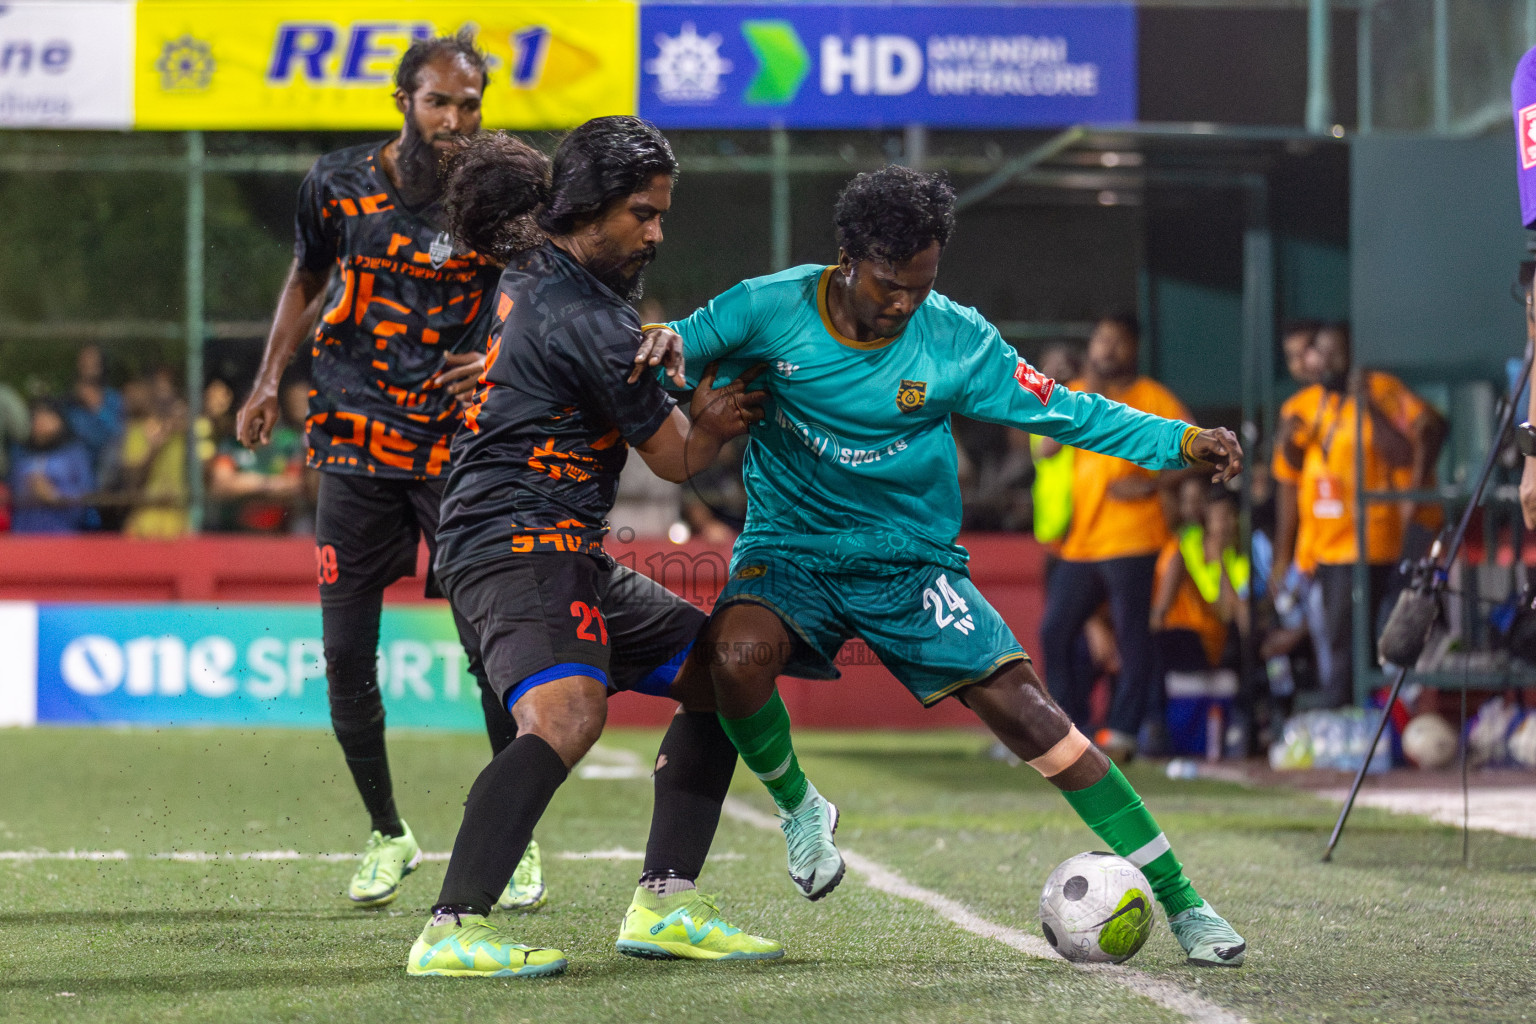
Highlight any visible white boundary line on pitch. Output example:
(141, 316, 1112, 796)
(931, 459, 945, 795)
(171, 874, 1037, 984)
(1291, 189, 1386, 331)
(721, 797, 1247, 1024)
(0, 850, 449, 862)
(0, 848, 746, 863)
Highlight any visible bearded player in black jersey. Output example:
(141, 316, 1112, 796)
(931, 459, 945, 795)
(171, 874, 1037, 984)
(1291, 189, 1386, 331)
(235, 32, 544, 912)
(402, 118, 780, 978)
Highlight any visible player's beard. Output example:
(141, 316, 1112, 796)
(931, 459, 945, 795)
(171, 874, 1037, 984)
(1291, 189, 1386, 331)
(589, 242, 657, 303)
(396, 107, 450, 208)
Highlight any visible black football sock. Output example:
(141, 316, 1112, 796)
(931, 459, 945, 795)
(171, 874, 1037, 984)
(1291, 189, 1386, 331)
(639, 710, 738, 887)
(435, 734, 568, 917)
(323, 596, 402, 838)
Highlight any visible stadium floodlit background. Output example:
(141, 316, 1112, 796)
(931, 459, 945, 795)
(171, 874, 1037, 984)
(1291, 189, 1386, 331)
(1, 2, 1534, 1022)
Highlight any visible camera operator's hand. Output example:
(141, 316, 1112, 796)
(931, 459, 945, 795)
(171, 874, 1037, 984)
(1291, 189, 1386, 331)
(1521, 456, 1536, 530)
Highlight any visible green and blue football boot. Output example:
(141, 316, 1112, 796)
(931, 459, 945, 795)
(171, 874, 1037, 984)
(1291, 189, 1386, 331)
(495, 839, 548, 913)
(407, 911, 567, 978)
(615, 887, 783, 961)
(347, 821, 421, 908)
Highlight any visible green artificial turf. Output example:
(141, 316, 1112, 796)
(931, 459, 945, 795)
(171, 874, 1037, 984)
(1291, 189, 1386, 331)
(0, 726, 1531, 1024)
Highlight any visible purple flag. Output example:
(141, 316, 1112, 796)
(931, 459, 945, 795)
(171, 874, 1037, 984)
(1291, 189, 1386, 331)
(1513, 45, 1536, 228)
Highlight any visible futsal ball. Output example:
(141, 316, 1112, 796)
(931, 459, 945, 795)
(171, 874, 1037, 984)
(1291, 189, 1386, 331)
(1401, 713, 1457, 769)
(1508, 714, 1536, 769)
(1039, 851, 1155, 964)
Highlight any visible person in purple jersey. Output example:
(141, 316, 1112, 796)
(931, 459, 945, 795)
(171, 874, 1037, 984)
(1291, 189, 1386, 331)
(235, 31, 544, 913)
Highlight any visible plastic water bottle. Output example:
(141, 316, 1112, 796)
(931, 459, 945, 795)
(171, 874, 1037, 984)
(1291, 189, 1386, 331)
(1165, 758, 1200, 780)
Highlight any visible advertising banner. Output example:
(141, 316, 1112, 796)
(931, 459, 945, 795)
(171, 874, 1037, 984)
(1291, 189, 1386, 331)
(0, 602, 38, 727)
(35, 603, 487, 731)
(0, 1, 134, 129)
(134, 0, 636, 130)
(640, 2, 1135, 129)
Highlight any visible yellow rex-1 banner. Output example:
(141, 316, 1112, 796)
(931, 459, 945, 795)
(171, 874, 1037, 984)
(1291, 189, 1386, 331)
(134, 1, 637, 129)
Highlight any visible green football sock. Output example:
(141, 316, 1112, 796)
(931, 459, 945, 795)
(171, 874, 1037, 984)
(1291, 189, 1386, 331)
(718, 691, 808, 812)
(1059, 763, 1203, 916)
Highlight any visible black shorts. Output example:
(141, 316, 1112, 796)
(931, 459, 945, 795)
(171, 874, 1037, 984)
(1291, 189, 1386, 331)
(441, 554, 707, 710)
(314, 472, 448, 605)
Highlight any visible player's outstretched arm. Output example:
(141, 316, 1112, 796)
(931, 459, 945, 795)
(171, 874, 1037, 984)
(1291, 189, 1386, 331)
(237, 258, 327, 448)
(634, 362, 766, 483)
(956, 321, 1241, 475)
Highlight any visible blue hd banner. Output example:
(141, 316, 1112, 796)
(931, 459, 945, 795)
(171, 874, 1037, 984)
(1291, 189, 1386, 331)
(638, 2, 1136, 129)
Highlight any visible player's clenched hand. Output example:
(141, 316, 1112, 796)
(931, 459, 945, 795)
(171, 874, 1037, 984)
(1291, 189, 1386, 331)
(690, 362, 767, 441)
(236, 386, 280, 449)
(631, 326, 687, 388)
(1187, 427, 1244, 483)
(426, 351, 486, 407)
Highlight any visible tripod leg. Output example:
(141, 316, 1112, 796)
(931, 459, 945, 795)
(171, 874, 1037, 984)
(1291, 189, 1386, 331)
(1321, 663, 1410, 862)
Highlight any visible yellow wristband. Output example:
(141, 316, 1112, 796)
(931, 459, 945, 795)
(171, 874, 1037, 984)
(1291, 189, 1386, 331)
(1180, 425, 1201, 463)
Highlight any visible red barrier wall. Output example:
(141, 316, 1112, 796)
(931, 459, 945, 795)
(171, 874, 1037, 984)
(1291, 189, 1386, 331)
(0, 533, 1044, 729)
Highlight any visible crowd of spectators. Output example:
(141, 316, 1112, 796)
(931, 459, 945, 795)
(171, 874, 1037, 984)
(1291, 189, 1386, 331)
(1, 344, 316, 536)
(1027, 315, 1446, 762)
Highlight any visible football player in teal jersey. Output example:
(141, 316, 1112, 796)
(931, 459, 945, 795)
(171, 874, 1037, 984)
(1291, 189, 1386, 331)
(640, 166, 1247, 967)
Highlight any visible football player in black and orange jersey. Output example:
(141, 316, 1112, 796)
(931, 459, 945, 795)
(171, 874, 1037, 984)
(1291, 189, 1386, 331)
(404, 120, 779, 978)
(235, 32, 543, 912)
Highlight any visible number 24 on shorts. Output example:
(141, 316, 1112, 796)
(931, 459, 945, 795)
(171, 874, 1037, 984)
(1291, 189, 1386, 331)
(922, 574, 976, 635)
(570, 601, 609, 644)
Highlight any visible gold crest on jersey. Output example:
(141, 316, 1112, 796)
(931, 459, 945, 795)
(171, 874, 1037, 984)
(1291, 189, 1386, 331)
(896, 379, 927, 414)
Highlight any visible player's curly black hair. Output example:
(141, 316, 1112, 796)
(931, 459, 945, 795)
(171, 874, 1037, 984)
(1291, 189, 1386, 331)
(395, 28, 490, 94)
(443, 132, 551, 262)
(834, 165, 956, 264)
(444, 116, 677, 263)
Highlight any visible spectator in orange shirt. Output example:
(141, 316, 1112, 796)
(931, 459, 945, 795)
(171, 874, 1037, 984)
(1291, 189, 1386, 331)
(1038, 314, 1194, 761)
(1270, 321, 1321, 593)
(1272, 323, 1434, 707)
(1267, 321, 1333, 695)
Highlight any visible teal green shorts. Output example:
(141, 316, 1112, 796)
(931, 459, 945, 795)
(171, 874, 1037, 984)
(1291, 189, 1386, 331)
(715, 554, 1027, 706)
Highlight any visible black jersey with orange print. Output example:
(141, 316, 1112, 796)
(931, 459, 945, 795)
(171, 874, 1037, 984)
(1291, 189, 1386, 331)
(295, 142, 504, 479)
(434, 242, 676, 577)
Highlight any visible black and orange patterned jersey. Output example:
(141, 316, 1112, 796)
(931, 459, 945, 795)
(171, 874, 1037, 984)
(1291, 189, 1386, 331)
(434, 242, 676, 576)
(295, 142, 504, 479)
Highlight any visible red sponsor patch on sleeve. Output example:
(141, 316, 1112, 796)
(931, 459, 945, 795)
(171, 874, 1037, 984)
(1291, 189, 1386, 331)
(1013, 358, 1056, 405)
(1522, 103, 1536, 170)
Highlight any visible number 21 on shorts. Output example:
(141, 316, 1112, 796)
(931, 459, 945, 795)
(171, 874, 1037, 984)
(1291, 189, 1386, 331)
(570, 601, 609, 645)
(922, 574, 976, 635)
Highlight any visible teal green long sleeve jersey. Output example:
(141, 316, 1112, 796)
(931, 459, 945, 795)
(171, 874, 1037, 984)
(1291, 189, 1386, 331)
(667, 265, 1197, 575)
